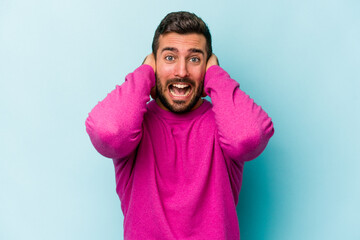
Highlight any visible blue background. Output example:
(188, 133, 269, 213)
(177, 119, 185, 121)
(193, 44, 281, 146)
(1, 0, 359, 239)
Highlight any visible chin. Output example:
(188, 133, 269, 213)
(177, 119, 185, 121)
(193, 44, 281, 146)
(162, 95, 202, 113)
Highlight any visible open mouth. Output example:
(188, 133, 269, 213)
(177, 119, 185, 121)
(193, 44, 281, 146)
(168, 83, 192, 98)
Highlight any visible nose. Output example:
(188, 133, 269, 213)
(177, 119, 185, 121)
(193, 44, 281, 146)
(174, 59, 189, 78)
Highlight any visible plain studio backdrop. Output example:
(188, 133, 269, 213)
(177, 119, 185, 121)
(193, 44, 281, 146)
(1, 0, 359, 239)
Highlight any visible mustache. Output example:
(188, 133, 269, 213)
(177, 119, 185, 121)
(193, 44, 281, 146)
(165, 78, 195, 87)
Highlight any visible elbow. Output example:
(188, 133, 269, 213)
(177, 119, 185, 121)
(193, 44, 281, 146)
(222, 121, 274, 162)
(239, 131, 271, 161)
(241, 120, 274, 161)
(85, 116, 124, 159)
(85, 116, 142, 159)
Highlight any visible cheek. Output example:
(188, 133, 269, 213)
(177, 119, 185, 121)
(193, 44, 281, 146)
(156, 62, 173, 76)
(189, 66, 206, 82)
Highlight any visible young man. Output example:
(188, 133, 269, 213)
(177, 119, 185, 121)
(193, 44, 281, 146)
(86, 11, 274, 240)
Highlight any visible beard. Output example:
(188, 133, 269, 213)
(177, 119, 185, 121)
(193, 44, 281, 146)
(156, 76, 204, 113)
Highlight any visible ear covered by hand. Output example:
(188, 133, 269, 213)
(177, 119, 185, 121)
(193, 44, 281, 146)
(206, 54, 219, 71)
(202, 54, 219, 97)
(143, 54, 157, 99)
(143, 53, 156, 72)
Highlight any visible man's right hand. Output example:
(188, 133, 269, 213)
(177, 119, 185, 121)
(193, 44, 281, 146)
(143, 53, 156, 72)
(142, 53, 157, 99)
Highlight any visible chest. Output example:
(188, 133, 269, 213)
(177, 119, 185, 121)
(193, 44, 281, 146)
(138, 113, 220, 184)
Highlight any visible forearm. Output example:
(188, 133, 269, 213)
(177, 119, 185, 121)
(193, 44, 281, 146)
(85, 64, 155, 159)
(204, 65, 274, 161)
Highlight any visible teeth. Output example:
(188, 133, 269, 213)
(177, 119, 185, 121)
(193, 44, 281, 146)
(172, 84, 189, 88)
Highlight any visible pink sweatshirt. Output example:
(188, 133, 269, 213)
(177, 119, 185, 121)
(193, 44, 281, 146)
(86, 64, 274, 240)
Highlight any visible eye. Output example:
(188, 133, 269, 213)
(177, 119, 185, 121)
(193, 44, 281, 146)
(165, 55, 175, 61)
(189, 57, 200, 63)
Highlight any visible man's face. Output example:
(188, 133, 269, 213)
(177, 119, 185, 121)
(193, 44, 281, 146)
(155, 32, 207, 113)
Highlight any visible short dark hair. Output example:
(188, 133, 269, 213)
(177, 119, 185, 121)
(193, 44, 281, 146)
(152, 11, 212, 60)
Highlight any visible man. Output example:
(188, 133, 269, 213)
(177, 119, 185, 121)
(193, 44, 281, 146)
(86, 11, 274, 240)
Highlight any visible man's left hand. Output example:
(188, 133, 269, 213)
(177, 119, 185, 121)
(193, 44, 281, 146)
(206, 54, 219, 71)
(202, 54, 219, 97)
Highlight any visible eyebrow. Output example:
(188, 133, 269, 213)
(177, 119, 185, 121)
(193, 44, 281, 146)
(161, 47, 205, 56)
(188, 48, 205, 56)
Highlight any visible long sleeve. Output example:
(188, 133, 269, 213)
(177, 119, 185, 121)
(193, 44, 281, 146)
(85, 64, 155, 159)
(204, 65, 274, 162)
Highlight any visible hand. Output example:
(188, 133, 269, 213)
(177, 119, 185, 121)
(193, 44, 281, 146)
(143, 53, 156, 72)
(142, 54, 157, 99)
(202, 54, 219, 97)
(206, 54, 219, 71)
